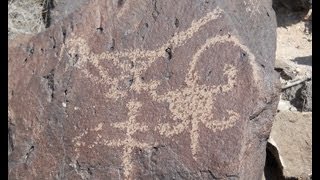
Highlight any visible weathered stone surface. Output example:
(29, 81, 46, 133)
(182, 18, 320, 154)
(9, 0, 279, 179)
(299, 80, 312, 111)
(50, 0, 89, 27)
(282, 80, 312, 111)
(8, 0, 89, 40)
(268, 111, 312, 179)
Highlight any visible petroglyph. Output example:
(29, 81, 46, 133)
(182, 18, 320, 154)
(72, 100, 151, 179)
(104, 101, 150, 179)
(63, 7, 224, 100)
(72, 129, 89, 159)
(150, 35, 244, 159)
(92, 123, 104, 131)
(65, 6, 257, 178)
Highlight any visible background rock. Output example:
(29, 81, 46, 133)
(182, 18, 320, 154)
(268, 111, 312, 179)
(272, 0, 312, 112)
(273, 0, 311, 11)
(9, 0, 279, 179)
(263, 0, 312, 178)
(8, 0, 89, 40)
(282, 80, 312, 111)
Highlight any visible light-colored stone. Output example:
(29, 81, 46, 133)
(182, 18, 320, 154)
(277, 98, 297, 112)
(268, 111, 312, 179)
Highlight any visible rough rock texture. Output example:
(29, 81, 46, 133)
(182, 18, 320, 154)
(299, 81, 312, 111)
(8, 0, 279, 179)
(8, 0, 44, 39)
(8, 0, 89, 40)
(49, 0, 89, 27)
(262, 1, 312, 179)
(268, 111, 312, 179)
(282, 80, 312, 111)
(274, 0, 311, 11)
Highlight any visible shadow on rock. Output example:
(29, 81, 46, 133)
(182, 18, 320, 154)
(292, 56, 312, 66)
(264, 143, 285, 180)
(272, 0, 311, 28)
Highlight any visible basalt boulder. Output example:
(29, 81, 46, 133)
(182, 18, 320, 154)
(9, 0, 279, 179)
(277, 0, 311, 11)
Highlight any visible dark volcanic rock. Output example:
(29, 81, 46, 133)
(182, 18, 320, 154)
(282, 80, 312, 112)
(276, 0, 311, 11)
(8, 0, 279, 179)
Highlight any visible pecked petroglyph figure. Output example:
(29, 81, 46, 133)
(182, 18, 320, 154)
(105, 101, 151, 179)
(64, 7, 225, 100)
(72, 100, 152, 179)
(65, 6, 257, 178)
(147, 32, 260, 160)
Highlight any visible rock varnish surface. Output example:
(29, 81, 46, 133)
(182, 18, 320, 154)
(9, 0, 279, 179)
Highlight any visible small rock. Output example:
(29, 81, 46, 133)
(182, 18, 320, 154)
(274, 61, 297, 80)
(296, 67, 301, 72)
(282, 83, 303, 101)
(281, 80, 311, 111)
(277, 99, 297, 111)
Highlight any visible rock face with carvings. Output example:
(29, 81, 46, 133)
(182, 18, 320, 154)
(8, 0, 279, 179)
